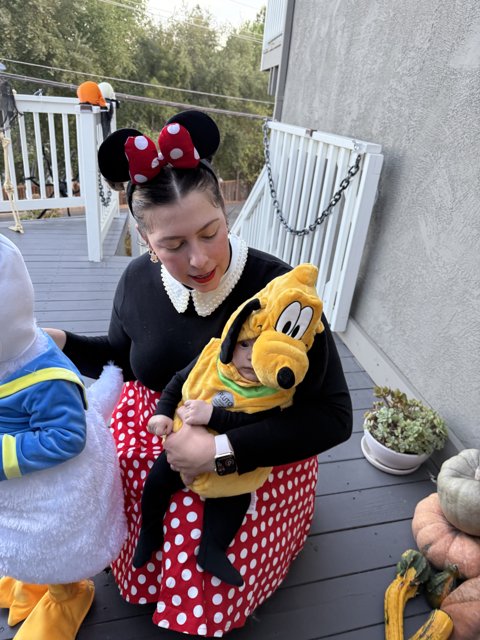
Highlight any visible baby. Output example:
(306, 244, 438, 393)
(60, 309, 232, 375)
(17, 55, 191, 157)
(133, 264, 325, 586)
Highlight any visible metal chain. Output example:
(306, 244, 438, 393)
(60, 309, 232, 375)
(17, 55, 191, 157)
(262, 119, 363, 237)
(98, 172, 112, 208)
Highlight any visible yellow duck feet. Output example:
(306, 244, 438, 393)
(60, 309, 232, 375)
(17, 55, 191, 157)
(13, 580, 95, 640)
(0, 577, 48, 626)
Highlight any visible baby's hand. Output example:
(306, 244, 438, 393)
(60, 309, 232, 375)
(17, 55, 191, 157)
(147, 414, 174, 438)
(183, 399, 213, 426)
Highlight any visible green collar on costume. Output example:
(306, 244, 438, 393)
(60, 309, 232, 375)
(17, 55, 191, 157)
(217, 360, 278, 399)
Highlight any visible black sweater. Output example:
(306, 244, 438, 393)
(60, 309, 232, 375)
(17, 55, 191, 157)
(64, 248, 352, 473)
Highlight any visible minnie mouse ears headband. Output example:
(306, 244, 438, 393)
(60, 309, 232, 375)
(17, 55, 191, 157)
(98, 110, 220, 186)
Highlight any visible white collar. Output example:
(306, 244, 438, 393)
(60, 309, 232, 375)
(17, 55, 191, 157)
(161, 234, 248, 317)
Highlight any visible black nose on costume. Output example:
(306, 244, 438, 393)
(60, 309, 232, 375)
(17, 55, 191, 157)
(277, 367, 295, 389)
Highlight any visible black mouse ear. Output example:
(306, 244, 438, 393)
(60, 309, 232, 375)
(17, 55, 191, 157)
(166, 110, 220, 161)
(219, 298, 261, 364)
(98, 128, 143, 183)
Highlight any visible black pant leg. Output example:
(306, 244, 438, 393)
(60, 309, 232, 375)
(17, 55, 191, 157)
(132, 452, 184, 568)
(197, 493, 251, 586)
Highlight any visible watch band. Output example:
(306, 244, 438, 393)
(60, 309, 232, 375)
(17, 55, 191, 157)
(214, 434, 237, 475)
(215, 434, 233, 457)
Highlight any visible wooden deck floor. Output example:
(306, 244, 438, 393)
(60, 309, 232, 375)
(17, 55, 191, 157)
(0, 216, 438, 639)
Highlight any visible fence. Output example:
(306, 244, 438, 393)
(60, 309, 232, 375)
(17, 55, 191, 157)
(0, 94, 119, 261)
(231, 120, 384, 332)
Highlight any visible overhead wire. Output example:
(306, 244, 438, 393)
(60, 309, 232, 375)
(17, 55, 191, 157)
(0, 71, 271, 120)
(96, 0, 264, 43)
(0, 58, 274, 106)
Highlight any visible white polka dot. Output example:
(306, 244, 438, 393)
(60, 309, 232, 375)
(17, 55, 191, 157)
(240, 532, 248, 542)
(213, 612, 223, 623)
(183, 496, 193, 506)
(134, 136, 148, 150)
(212, 593, 223, 605)
(158, 152, 164, 161)
(250, 559, 257, 569)
(182, 568, 192, 580)
(177, 551, 188, 563)
(228, 588, 235, 599)
(169, 501, 178, 512)
(172, 594, 182, 606)
(165, 558, 171, 570)
(186, 511, 198, 522)
(176, 612, 187, 625)
(175, 534, 184, 545)
(148, 585, 157, 595)
(137, 574, 146, 584)
(188, 586, 198, 598)
(170, 517, 180, 528)
(134, 174, 148, 183)
(227, 553, 236, 563)
(158, 619, 169, 628)
(191, 528, 201, 539)
(193, 604, 204, 618)
(194, 148, 200, 160)
(151, 157, 160, 168)
(169, 148, 184, 160)
(213, 629, 223, 636)
(167, 123, 180, 134)
(211, 576, 221, 587)
(165, 577, 176, 588)
(197, 624, 207, 635)
(130, 585, 137, 595)
(240, 549, 248, 559)
(163, 541, 171, 552)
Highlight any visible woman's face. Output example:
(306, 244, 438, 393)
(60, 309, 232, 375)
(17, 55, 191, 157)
(144, 190, 230, 292)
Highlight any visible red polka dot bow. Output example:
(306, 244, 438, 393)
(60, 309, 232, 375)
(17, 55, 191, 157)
(124, 122, 200, 185)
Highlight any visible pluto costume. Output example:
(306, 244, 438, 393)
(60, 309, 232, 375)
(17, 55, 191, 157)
(134, 264, 324, 585)
(0, 234, 127, 640)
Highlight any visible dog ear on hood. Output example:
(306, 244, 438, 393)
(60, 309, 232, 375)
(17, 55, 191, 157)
(219, 298, 261, 364)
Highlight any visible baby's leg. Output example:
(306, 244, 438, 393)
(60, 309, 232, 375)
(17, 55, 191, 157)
(132, 453, 184, 568)
(197, 493, 251, 586)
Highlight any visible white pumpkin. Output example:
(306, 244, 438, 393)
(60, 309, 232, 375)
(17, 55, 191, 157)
(437, 449, 480, 536)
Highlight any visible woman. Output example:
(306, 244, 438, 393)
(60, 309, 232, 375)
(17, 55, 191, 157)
(47, 110, 352, 637)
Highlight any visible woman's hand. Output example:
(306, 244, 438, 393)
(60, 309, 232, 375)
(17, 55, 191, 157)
(43, 328, 67, 350)
(163, 422, 215, 477)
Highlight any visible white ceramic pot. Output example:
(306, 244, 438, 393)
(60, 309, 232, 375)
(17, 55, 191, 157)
(361, 429, 430, 475)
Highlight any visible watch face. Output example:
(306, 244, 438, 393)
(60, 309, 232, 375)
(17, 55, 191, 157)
(215, 454, 237, 476)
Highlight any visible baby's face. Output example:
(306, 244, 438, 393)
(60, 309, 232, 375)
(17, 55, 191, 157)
(231, 339, 258, 382)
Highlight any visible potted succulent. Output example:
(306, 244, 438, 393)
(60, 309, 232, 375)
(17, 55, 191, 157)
(361, 386, 448, 475)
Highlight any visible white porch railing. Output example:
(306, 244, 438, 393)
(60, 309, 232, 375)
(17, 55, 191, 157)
(0, 94, 119, 261)
(231, 121, 384, 332)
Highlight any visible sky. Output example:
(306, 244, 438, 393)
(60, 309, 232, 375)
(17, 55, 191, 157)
(147, 0, 266, 29)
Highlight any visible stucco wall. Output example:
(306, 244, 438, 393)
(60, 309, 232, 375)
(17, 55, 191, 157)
(280, 0, 480, 447)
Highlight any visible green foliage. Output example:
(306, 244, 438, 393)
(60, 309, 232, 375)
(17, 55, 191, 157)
(363, 386, 448, 455)
(0, 2, 271, 184)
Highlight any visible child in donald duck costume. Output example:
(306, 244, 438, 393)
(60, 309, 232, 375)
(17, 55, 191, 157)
(0, 234, 127, 640)
(134, 263, 324, 587)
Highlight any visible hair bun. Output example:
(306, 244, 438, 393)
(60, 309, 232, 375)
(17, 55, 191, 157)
(98, 128, 142, 183)
(166, 110, 220, 161)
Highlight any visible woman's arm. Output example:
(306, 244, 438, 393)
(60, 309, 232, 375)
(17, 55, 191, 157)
(218, 319, 352, 473)
(61, 271, 135, 380)
(164, 319, 352, 476)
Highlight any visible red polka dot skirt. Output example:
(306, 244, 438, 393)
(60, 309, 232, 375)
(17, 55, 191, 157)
(110, 381, 318, 637)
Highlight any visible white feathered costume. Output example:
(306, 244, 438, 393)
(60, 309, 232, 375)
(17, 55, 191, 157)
(0, 233, 127, 639)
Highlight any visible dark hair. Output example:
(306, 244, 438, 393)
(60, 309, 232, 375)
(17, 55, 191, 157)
(129, 162, 226, 235)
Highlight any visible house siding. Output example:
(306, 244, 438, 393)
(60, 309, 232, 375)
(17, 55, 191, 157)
(280, 0, 480, 448)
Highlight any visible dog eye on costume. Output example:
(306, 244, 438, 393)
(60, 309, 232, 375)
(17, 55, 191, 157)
(275, 302, 313, 340)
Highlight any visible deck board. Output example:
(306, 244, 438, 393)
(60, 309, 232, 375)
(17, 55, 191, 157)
(0, 217, 439, 639)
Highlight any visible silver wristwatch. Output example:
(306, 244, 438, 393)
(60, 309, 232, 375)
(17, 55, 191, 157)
(214, 434, 237, 476)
